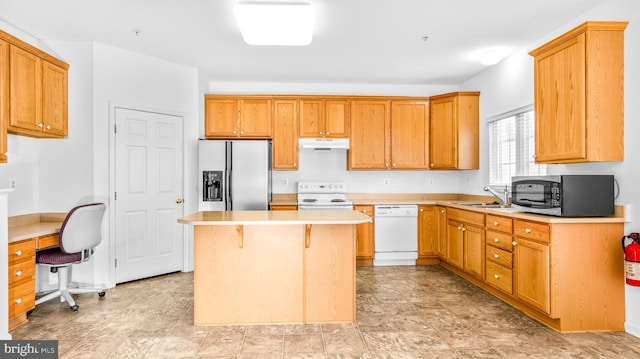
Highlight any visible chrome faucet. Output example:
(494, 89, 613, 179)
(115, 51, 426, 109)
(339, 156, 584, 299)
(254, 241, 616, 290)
(484, 185, 509, 205)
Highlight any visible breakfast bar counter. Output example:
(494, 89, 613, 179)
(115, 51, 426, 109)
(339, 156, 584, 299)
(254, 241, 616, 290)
(178, 210, 371, 326)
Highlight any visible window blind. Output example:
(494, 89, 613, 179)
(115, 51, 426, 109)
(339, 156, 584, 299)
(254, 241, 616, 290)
(488, 106, 545, 186)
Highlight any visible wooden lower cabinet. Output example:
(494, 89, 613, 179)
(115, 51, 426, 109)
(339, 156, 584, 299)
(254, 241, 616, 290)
(354, 205, 374, 266)
(270, 204, 298, 210)
(462, 224, 485, 280)
(417, 205, 439, 265)
(8, 238, 37, 330)
(441, 209, 625, 332)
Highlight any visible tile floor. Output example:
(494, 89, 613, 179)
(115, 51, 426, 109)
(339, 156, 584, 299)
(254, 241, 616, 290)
(11, 265, 640, 358)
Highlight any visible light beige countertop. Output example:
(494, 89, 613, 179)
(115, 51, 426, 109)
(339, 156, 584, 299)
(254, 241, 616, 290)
(270, 193, 625, 224)
(8, 213, 65, 244)
(178, 210, 372, 226)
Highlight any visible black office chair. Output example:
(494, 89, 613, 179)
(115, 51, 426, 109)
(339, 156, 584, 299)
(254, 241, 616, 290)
(35, 203, 107, 311)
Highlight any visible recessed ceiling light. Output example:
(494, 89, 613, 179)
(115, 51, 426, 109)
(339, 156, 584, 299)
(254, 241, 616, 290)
(234, 2, 315, 46)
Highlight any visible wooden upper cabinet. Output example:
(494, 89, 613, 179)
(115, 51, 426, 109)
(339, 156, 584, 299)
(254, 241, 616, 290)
(299, 99, 350, 138)
(204, 95, 272, 138)
(529, 21, 627, 163)
(390, 100, 429, 169)
(0, 39, 8, 163)
(348, 100, 390, 169)
(239, 98, 272, 137)
(429, 92, 479, 169)
(41, 60, 67, 137)
(7, 43, 68, 138)
(272, 99, 298, 170)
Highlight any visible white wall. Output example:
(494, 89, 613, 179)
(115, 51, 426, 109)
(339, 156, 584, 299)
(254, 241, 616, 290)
(460, 0, 640, 337)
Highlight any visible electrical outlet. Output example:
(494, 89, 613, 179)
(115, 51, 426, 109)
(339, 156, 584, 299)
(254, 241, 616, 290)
(10, 179, 16, 189)
(428, 178, 434, 185)
(383, 178, 390, 186)
(283, 178, 289, 186)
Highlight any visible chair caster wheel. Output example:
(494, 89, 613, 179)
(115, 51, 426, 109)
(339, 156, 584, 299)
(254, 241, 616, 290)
(98, 291, 106, 298)
(70, 305, 79, 312)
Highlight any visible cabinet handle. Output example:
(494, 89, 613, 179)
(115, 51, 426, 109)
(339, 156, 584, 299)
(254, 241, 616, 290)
(494, 274, 500, 279)
(326, 131, 330, 135)
(440, 209, 445, 214)
(362, 210, 367, 213)
(392, 163, 396, 167)
(15, 270, 22, 277)
(512, 241, 518, 246)
(493, 221, 499, 226)
(457, 226, 462, 231)
(525, 228, 532, 234)
(15, 298, 22, 304)
(420, 208, 423, 212)
(38, 123, 44, 128)
(45, 125, 51, 130)
(240, 131, 244, 135)
(293, 163, 296, 166)
(233, 130, 237, 134)
(15, 249, 23, 256)
(319, 131, 323, 135)
(494, 238, 500, 243)
(461, 226, 466, 232)
(430, 163, 434, 166)
(494, 254, 499, 259)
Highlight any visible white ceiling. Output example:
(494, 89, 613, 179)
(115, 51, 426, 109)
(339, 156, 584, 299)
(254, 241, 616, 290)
(0, 0, 608, 85)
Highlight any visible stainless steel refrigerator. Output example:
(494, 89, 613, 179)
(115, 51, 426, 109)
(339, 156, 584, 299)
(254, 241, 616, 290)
(198, 139, 272, 211)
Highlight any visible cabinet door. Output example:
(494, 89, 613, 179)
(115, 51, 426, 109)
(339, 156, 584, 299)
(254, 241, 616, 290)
(204, 98, 238, 137)
(354, 205, 374, 260)
(324, 99, 350, 138)
(513, 237, 551, 314)
(272, 99, 298, 170)
(9, 45, 42, 133)
(446, 219, 464, 269)
(463, 224, 485, 279)
(41, 60, 67, 137)
(418, 205, 436, 256)
(299, 99, 324, 137)
(0, 39, 7, 163)
(429, 96, 457, 169)
(390, 100, 429, 169)
(348, 100, 389, 169)
(534, 34, 586, 163)
(238, 98, 272, 137)
(436, 206, 447, 258)
(305, 224, 356, 322)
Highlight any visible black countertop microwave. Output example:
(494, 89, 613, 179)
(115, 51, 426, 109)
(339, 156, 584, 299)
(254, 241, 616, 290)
(511, 175, 614, 217)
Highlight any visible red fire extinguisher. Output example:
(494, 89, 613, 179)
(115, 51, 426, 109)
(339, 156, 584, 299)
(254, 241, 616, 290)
(623, 232, 640, 286)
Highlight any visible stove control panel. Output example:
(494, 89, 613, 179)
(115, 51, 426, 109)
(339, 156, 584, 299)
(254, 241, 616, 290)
(297, 181, 347, 193)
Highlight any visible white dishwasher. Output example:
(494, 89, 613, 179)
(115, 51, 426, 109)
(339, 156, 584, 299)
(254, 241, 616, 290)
(374, 205, 418, 266)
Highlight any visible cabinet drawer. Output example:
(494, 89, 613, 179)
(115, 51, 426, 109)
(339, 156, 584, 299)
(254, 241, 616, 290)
(37, 234, 59, 249)
(447, 208, 484, 227)
(486, 214, 513, 234)
(486, 261, 513, 295)
(486, 231, 513, 252)
(514, 220, 550, 243)
(8, 240, 36, 265)
(486, 246, 512, 267)
(9, 260, 35, 286)
(8, 280, 35, 319)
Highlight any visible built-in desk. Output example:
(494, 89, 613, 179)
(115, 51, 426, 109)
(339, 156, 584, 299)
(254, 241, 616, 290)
(7, 213, 64, 331)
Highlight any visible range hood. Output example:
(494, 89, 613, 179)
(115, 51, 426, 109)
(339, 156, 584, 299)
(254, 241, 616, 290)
(298, 138, 350, 150)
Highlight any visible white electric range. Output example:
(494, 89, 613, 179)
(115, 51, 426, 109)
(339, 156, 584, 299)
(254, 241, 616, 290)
(297, 181, 353, 210)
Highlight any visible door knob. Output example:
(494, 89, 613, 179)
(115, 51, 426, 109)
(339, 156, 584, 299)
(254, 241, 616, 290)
(176, 198, 184, 204)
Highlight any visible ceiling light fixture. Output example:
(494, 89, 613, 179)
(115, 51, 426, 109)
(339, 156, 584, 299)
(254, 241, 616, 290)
(234, 1, 315, 46)
(474, 47, 508, 66)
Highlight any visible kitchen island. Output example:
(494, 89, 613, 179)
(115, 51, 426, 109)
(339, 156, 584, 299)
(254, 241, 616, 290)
(177, 210, 371, 326)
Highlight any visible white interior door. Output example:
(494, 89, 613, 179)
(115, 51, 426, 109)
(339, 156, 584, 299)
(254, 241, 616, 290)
(115, 108, 184, 283)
